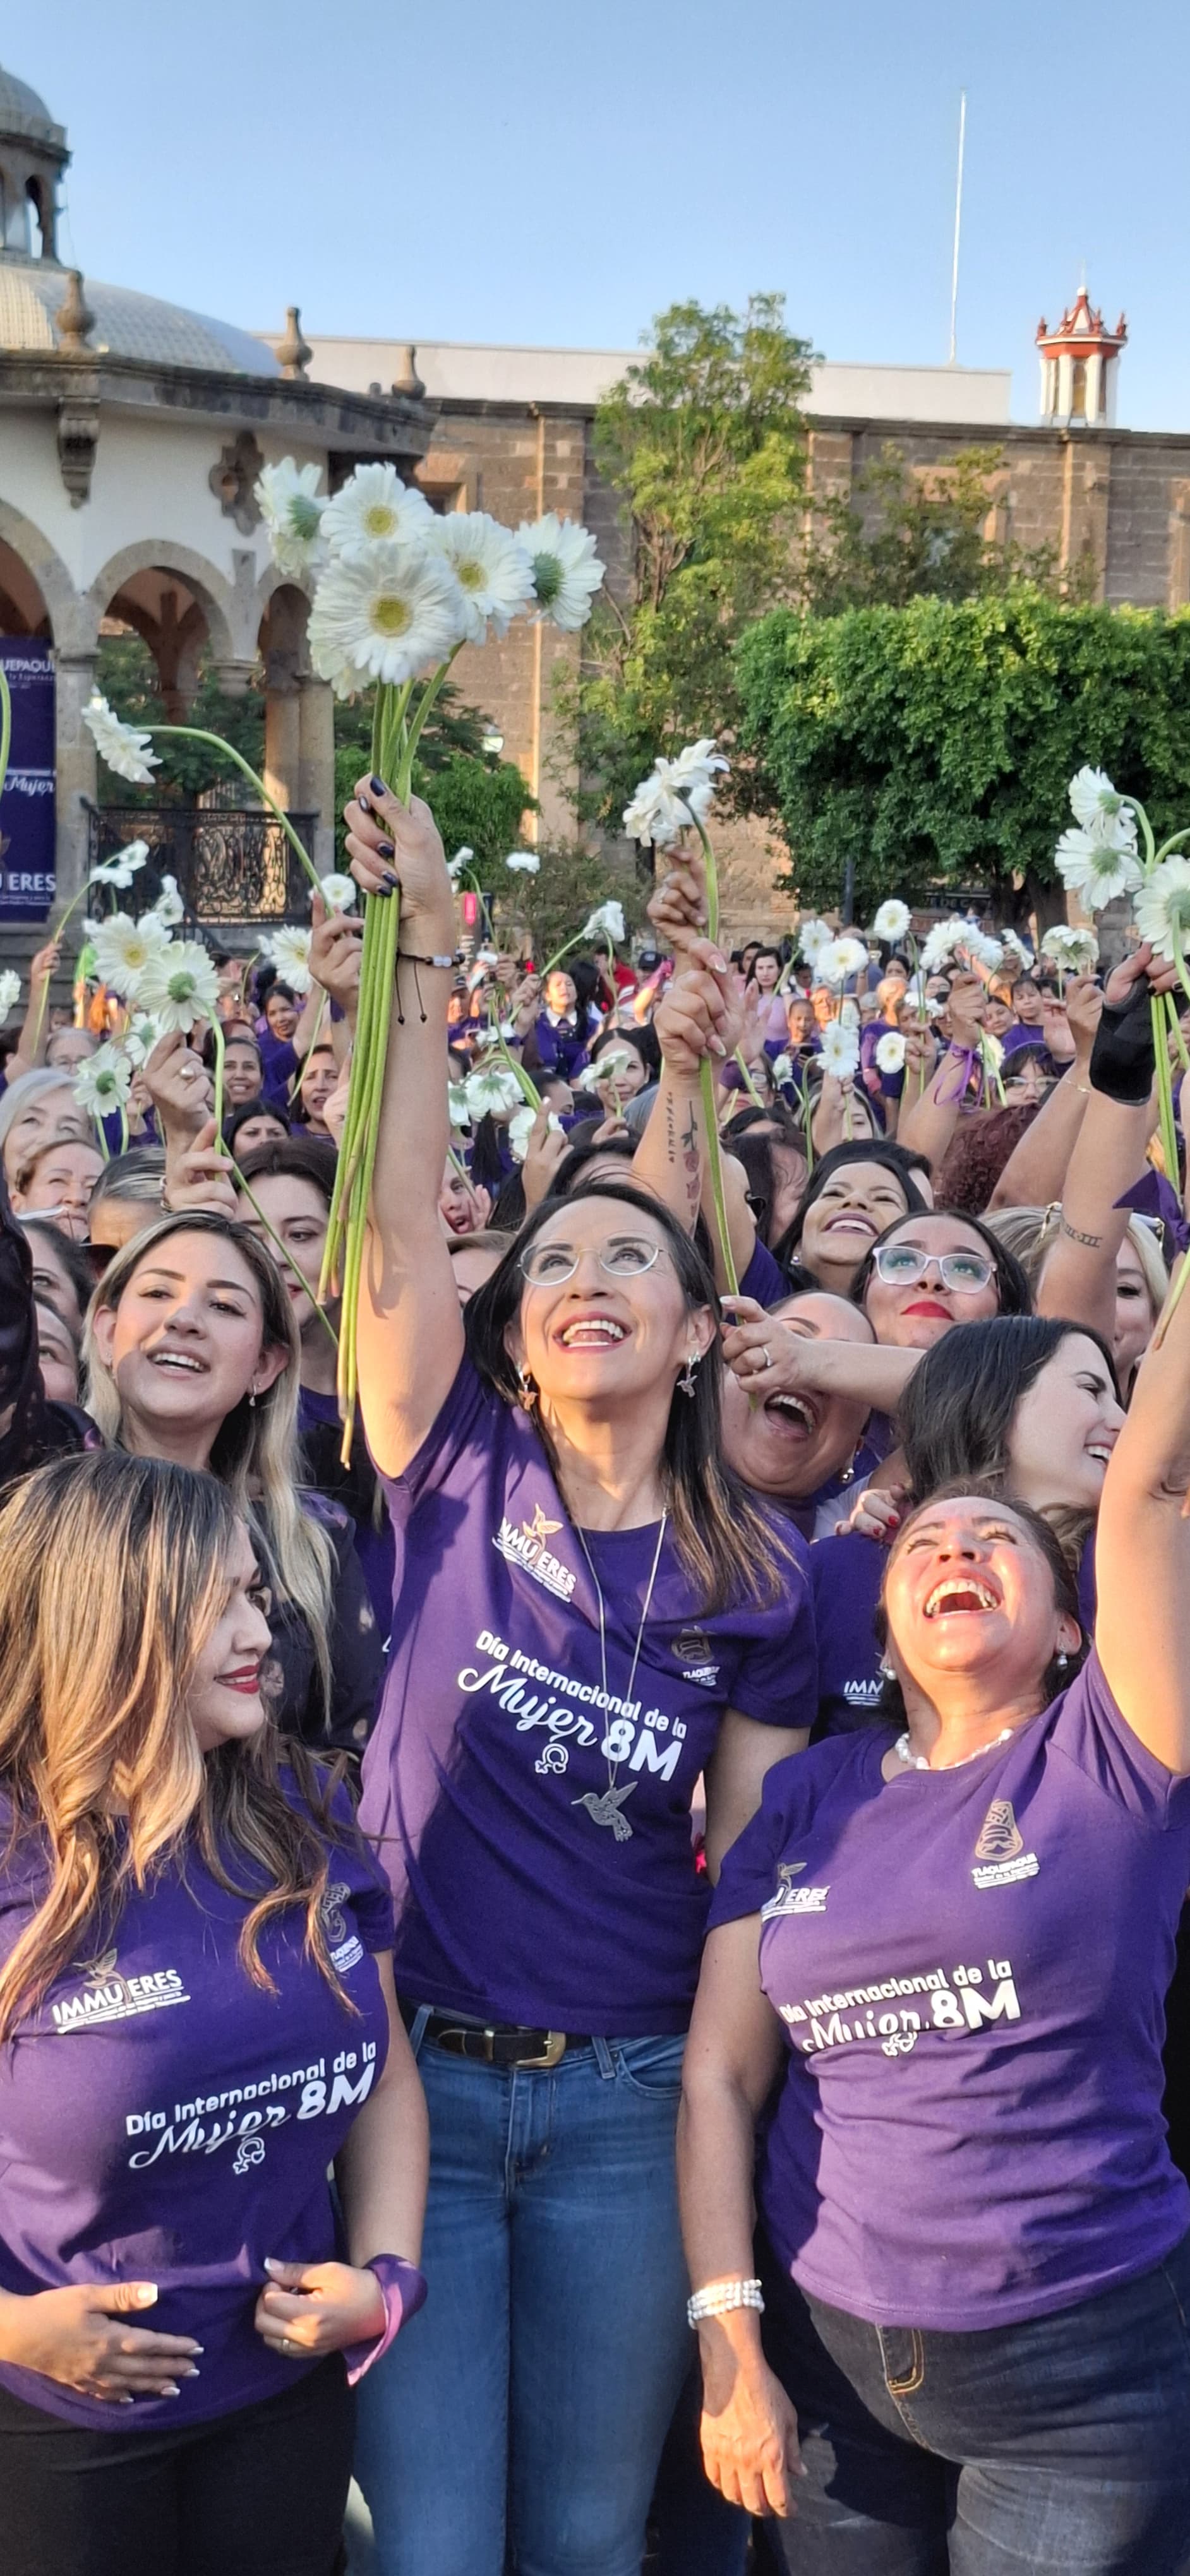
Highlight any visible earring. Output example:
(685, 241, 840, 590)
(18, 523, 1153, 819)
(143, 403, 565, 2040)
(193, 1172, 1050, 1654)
(838, 1450, 858, 1489)
(678, 1352, 700, 1398)
(1056, 1650, 1069, 1669)
(516, 1365, 538, 1413)
(248, 1383, 258, 1410)
(879, 1657, 894, 1678)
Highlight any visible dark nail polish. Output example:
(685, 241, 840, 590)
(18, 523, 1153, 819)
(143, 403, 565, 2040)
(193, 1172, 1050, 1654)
(375, 838, 395, 858)
(370, 776, 388, 799)
(372, 883, 393, 900)
(358, 793, 371, 814)
(382, 868, 400, 889)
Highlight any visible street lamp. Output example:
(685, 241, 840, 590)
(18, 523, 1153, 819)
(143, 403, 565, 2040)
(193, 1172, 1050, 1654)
(481, 727, 504, 758)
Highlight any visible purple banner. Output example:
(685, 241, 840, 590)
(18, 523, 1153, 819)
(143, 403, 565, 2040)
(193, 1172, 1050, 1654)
(0, 642, 55, 921)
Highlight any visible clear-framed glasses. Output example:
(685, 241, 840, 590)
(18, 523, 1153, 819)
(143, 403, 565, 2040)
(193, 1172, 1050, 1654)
(1129, 1211, 1168, 1253)
(519, 1236, 663, 1289)
(872, 1243, 994, 1293)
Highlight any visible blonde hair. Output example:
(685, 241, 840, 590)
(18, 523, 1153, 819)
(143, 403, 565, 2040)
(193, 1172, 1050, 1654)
(0, 1453, 354, 2042)
(983, 1200, 1170, 1321)
(82, 1212, 334, 1718)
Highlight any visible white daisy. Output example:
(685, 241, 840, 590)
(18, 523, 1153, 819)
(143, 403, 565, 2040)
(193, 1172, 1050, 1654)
(1040, 924, 1100, 970)
(798, 917, 832, 967)
(447, 847, 474, 883)
(1067, 765, 1136, 844)
(89, 908, 172, 996)
(123, 1011, 164, 1068)
(769, 1053, 794, 1087)
(260, 925, 313, 993)
(505, 850, 541, 876)
(870, 899, 910, 944)
(819, 1018, 861, 1080)
(255, 460, 327, 580)
(875, 1031, 906, 1075)
(508, 1104, 562, 1162)
(979, 1032, 1005, 1074)
(134, 941, 221, 1034)
(622, 775, 681, 849)
(814, 936, 868, 988)
(315, 873, 357, 913)
(1055, 825, 1143, 911)
(577, 1046, 635, 1092)
(84, 695, 160, 787)
(966, 931, 1004, 972)
(308, 540, 467, 691)
(919, 921, 962, 974)
(1134, 857, 1190, 962)
(1000, 927, 1033, 972)
(152, 874, 184, 926)
(622, 739, 728, 848)
(447, 1082, 471, 1131)
(320, 462, 432, 560)
(517, 512, 605, 631)
(425, 511, 534, 643)
(74, 1043, 133, 1118)
(90, 838, 150, 891)
(464, 1064, 524, 1119)
(0, 969, 21, 1025)
(668, 736, 730, 794)
(582, 900, 625, 947)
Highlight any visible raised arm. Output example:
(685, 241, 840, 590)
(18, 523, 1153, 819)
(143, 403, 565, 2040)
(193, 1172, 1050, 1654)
(631, 953, 754, 1285)
(345, 782, 464, 1479)
(8, 941, 58, 1075)
(896, 972, 986, 1167)
(1035, 957, 1158, 1345)
(988, 978, 1101, 1209)
(1095, 1248, 1190, 1771)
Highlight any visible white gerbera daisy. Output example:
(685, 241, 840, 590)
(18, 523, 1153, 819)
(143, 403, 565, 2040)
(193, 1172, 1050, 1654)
(966, 930, 1004, 972)
(0, 969, 20, 1025)
(1134, 857, 1190, 962)
(769, 1053, 794, 1086)
(819, 1018, 861, 1080)
(814, 936, 868, 988)
(256, 460, 327, 580)
(315, 872, 357, 914)
(447, 1083, 471, 1131)
(425, 511, 534, 644)
(517, 512, 605, 631)
(871, 899, 910, 944)
(74, 1043, 133, 1117)
(875, 1031, 906, 1075)
(798, 918, 832, 967)
(123, 1011, 164, 1068)
(1055, 825, 1143, 911)
(464, 1064, 524, 1119)
(308, 540, 467, 691)
(622, 775, 680, 849)
(505, 850, 540, 876)
(622, 740, 728, 848)
(84, 696, 160, 787)
(134, 941, 221, 1034)
(508, 1104, 562, 1162)
(260, 926, 313, 993)
(1040, 924, 1100, 970)
(979, 1032, 1005, 1074)
(152, 874, 184, 926)
(1000, 927, 1033, 973)
(582, 900, 625, 947)
(668, 737, 730, 794)
(90, 840, 151, 893)
(919, 921, 962, 974)
(447, 847, 474, 883)
(90, 909, 172, 996)
(1067, 765, 1136, 843)
(577, 1046, 635, 1093)
(320, 462, 432, 561)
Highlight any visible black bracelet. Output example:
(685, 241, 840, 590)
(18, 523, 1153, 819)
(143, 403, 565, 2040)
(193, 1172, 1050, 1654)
(397, 950, 454, 969)
(394, 950, 452, 1027)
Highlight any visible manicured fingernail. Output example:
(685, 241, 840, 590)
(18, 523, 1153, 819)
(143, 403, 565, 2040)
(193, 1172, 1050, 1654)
(372, 883, 393, 899)
(710, 951, 727, 972)
(711, 1037, 726, 1056)
(358, 793, 371, 813)
(375, 839, 395, 858)
(135, 2286, 158, 2306)
(183, 2366, 201, 2378)
(160, 2382, 181, 2397)
(370, 776, 388, 798)
(382, 868, 400, 888)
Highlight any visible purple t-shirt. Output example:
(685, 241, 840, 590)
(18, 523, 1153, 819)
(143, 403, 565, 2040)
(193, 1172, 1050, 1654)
(810, 1530, 885, 1736)
(361, 1356, 817, 2034)
(0, 1778, 392, 2430)
(710, 1652, 1190, 2329)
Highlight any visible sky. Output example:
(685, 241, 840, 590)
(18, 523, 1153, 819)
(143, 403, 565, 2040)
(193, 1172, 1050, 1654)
(21, 0, 1190, 429)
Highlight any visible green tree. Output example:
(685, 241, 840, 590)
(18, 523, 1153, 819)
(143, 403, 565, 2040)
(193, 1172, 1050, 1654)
(496, 842, 646, 962)
(94, 635, 265, 804)
(735, 590, 1190, 922)
(572, 294, 815, 833)
(797, 444, 1078, 617)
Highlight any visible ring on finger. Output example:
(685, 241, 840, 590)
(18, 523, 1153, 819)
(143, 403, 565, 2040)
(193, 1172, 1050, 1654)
(281, 2336, 301, 2356)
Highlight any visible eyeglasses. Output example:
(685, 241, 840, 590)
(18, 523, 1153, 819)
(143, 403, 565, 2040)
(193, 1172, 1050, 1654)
(519, 1236, 663, 1287)
(1129, 1212, 1168, 1253)
(871, 1244, 995, 1292)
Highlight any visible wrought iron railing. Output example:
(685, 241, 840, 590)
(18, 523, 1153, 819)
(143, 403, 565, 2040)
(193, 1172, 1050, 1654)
(88, 806, 318, 927)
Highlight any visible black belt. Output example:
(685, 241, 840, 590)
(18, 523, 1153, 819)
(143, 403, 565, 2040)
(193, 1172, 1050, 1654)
(400, 1998, 590, 2070)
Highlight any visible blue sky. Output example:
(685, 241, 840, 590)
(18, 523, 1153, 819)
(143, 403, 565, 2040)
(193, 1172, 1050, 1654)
(23, 0, 1190, 428)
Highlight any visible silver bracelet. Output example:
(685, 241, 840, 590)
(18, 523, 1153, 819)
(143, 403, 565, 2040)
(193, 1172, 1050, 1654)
(686, 2276, 765, 2328)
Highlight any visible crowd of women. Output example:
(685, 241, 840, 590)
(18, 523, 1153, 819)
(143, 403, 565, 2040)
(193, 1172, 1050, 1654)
(2, 777, 1190, 2576)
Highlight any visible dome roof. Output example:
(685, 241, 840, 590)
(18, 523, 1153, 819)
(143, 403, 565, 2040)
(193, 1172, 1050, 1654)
(0, 257, 280, 374)
(0, 65, 63, 145)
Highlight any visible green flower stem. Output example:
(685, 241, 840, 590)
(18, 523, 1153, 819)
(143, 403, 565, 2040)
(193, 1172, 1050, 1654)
(119, 1103, 128, 1155)
(211, 1017, 225, 1142)
(802, 1074, 815, 1177)
(232, 1162, 339, 1349)
(682, 800, 738, 1297)
(145, 727, 320, 895)
(447, 1143, 470, 1186)
(1152, 993, 1181, 1193)
(734, 1049, 766, 1111)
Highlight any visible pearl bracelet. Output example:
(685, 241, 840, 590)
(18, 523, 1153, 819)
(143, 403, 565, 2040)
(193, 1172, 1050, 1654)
(686, 2275, 765, 2328)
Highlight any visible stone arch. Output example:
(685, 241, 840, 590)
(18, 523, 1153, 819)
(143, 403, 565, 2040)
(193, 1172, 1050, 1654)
(87, 539, 241, 669)
(0, 499, 85, 650)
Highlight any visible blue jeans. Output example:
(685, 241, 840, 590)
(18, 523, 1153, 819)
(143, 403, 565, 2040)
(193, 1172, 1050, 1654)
(759, 2229, 1190, 2573)
(353, 2025, 692, 2576)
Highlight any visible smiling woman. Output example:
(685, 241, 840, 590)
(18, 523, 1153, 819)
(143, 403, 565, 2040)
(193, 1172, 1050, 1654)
(339, 781, 817, 2576)
(775, 1145, 932, 1296)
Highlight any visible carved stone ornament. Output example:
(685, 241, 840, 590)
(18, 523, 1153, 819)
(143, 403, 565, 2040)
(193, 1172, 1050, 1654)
(57, 394, 100, 506)
(54, 268, 95, 355)
(277, 306, 312, 379)
(391, 343, 425, 400)
(209, 431, 265, 534)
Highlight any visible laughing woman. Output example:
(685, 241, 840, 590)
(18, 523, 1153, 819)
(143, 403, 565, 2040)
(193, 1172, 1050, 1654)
(341, 786, 817, 2576)
(678, 1261, 1190, 2570)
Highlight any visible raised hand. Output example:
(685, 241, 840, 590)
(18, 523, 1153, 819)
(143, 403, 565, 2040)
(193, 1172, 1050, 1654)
(144, 1030, 213, 1143)
(647, 849, 709, 960)
(310, 891, 364, 1021)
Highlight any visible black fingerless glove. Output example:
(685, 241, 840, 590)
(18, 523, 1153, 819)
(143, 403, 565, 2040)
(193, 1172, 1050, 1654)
(1089, 977, 1155, 1104)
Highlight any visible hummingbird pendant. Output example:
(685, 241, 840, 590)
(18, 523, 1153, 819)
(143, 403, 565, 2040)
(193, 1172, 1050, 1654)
(572, 1783, 638, 1841)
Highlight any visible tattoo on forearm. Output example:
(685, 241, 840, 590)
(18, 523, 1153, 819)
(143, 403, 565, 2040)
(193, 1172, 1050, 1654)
(1061, 1217, 1103, 1248)
(665, 1095, 676, 1167)
(680, 1105, 700, 1212)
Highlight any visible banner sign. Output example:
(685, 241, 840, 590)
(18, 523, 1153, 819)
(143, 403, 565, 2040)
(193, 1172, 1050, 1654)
(0, 642, 55, 921)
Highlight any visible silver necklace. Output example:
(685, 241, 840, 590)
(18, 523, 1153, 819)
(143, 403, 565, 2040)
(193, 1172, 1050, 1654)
(894, 1726, 1014, 1774)
(568, 1512, 668, 1839)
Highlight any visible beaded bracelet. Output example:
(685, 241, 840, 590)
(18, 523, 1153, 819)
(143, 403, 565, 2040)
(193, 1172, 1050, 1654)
(687, 2275, 765, 2329)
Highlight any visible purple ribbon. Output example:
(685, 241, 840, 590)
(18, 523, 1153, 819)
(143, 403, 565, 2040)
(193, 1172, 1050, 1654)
(935, 1044, 978, 1106)
(1113, 1170, 1189, 1259)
